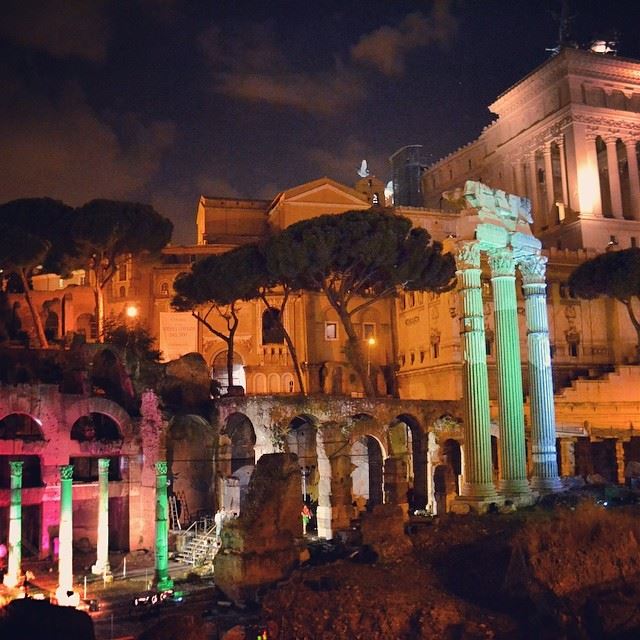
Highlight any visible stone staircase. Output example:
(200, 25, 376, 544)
(175, 519, 218, 566)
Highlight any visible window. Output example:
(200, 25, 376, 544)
(119, 263, 128, 281)
(420, 350, 425, 363)
(70, 456, 121, 483)
(325, 322, 338, 341)
(486, 339, 492, 356)
(410, 352, 415, 365)
(372, 193, 379, 205)
(432, 342, 440, 359)
(262, 308, 285, 344)
(160, 282, 170, 296)
(363, 322, 376, 341)
(569, 342, 579, 357)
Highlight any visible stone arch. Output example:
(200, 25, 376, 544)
(66, 397, 132, 438)
(220, 412, 256, 513)
(0, 412, 44, 440)
(44, 309, 59, 340)
(392, 413, 424, 509)
(350, 434, 385, 512)
(253, 373, 267, 394)
(282, 372, 294, 393)
(268, 373, 280, 393)
(286, 414, 319, 504)
(70, 412, 122, 442)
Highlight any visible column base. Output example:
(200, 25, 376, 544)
(530, 476, 563, 493)
(55, 586, 80, 607)
(499, 478, 533, 499)
(451, 494, 499, 515)
(155, 575, 174, 592)
(2, 572, 21, 589)
(91, 561, 111, 577)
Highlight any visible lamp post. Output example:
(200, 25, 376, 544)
(367, 337, 376, 378)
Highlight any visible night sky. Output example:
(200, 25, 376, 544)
(1, 1, 639, 244)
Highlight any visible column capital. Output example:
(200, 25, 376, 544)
(98, 458, 111, 472)
(488, 248, 516, 277)
(604, 135, 619, 147)
(623, 138, 638, 149)
(59, 464, 74, 480)
(9, 461, 24, 476)
(518, 254, 547, 284)
(155, 461, 168, 476)
(455, 241, 481, 269)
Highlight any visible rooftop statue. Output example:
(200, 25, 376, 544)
(357, 159, 370, 178)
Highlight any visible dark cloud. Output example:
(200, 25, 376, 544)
(0, 0, 110, 62)
(351, 3, 458, 76)
(0, 79, 175, 207)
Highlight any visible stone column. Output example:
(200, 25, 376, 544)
(543, 143, 555, 223)
(559, 438, 576, 477)
(383, 456, 409, 519)
(154, 461, 173, 591)
(488, 249, 531, 500)
(315, 427, 353, 538)
(91, 458, 111, 576)
(557, 136, 569, 207)
(605, 137, 624, 218)
(453, 242, 497, 510)
(563, 125, 602, 216)
(3, 461, 23, 588)
(519, 255, 562, 491)
(615, 440, 626, 485)
(56, 465, 79, 605)
(624, 140, 640, 220)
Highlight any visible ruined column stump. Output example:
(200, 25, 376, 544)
(214, 453, 301, 604)
(360, 504, 412, 561)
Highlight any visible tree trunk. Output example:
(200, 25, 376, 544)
(623, 299, 640, 363)
(259, 292, 306, 395)
(337, 307, 376, 398)
(19, 269, 49, 349)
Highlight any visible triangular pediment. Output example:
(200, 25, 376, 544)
(281, 177, 368, 206)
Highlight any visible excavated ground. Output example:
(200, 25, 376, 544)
(259, 497, 640, 640)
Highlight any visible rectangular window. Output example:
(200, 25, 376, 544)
(432, 342, 440, 359)
(70, 456, 121, 483)
(324, 322, 338, 341)
(363, 322, 376, 340)
(119, 263, 128, 281)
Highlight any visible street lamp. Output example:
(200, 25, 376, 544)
(125, 305, 138, 319)
(367, 336, 376, 377)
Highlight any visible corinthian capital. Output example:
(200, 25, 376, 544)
(455, 241, 481, 269)
(155, 461, 168, 476)
(488, 248, 516, 277)
(59, 464, 74, 480)
(518, 254, 547, 284)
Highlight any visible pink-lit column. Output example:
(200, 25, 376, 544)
(624, 139, 640, 220)
(91, 458, 111, 576)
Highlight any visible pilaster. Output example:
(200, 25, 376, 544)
(624, 139, 640, 220)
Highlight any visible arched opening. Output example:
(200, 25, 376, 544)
(0, 413, 44, 440)
(44, 310, 59, 341)
(591, 438, 618, 483)
(212, 350, 246, 395)
(286, 415, 318, 507)
(442, 438, 462, 494)
(268, 373, 280, 393)
(221, 412, 256, 513)
(76, 313, 97, 340)
(70, 412, 122, 442)
(262, 308, 285, 344)
(392, 414, 423, 509)
(253, 373, 266, 394)
(350, 435, 384, 512)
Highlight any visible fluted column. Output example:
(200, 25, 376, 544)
(154, 461, 173, 591)
(519, 255, 561, 491)
(56, 465, 79, 605)
(488, 249, 531, 498)
(605, 137, 624, 218)
(91, 458, 111, 576)
(624, 140, 640, 220)
(454, 242, 497, 507)
(3, 461, 23, 588)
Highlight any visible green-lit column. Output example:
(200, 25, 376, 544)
(488, 249, 531, 498)
(455, 242, 497, 507)
(56, 464, 79, 605)
(3, 461, 23, 588)
(519, 255, 562, 492)
(91, 458, 111, 576)
(154, 461, 173, 591)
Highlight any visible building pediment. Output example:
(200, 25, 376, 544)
(278, 177, 369, 207)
